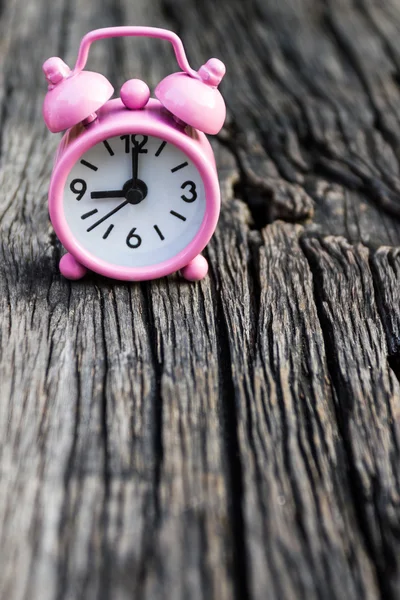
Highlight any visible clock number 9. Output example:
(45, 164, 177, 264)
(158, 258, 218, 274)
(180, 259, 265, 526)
(126, 227, 142, 249)
(181, 181, 197, 203)
(70, 179, 87, 201)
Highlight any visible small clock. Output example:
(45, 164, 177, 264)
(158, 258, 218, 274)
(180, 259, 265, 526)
(42, 26, 226, 281)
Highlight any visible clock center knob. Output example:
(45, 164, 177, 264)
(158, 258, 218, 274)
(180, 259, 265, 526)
(127, 188, 143, 205)
(123, 179, 148, 204)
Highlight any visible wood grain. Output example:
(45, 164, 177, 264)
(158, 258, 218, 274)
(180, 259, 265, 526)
(1, 0, 400, 598)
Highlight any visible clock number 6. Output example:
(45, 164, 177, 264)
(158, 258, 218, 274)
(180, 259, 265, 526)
(126, 227, 142, 249)
(70, 179, 87, 200)
(181, 180, 197, 203)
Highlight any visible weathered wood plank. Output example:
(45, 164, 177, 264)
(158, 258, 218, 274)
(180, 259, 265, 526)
(302, 235, 400, 598)
(208, 205, 380, 599)
(2, 0, 400, 598)
(0, 1, 236, 599)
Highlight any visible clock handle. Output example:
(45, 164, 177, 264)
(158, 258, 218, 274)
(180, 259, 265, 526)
(72, 26, 200, 80)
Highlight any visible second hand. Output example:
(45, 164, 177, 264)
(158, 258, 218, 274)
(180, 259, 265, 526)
(87, 199, 129, 232)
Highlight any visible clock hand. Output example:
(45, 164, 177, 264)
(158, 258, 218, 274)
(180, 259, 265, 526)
(131, 143, 139, 186)
(91, 190, 125, 199)
(87, 199, 129, 232)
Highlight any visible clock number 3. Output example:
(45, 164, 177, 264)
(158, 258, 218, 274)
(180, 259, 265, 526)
(126, 227, 142, 249)
(181, 180, 197, 203)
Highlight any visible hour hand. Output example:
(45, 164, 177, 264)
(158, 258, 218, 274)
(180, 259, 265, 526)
(91, 190, 125, 199)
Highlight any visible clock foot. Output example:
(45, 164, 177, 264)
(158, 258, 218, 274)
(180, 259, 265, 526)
(59, 253, 87, 280)
(181, 255, 208, 281)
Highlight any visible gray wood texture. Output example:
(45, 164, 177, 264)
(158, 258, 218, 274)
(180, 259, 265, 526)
(1, 0, 400, 598)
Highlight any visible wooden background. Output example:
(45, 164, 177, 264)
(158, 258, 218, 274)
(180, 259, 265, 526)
(1, 0, 400, 598)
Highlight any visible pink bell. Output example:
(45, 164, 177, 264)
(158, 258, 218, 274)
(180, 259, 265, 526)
(42, 57, 114, 133)
(155, 58, 226, 135)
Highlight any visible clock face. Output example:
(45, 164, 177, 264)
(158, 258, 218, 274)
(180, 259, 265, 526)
(63, 134, 206, 268)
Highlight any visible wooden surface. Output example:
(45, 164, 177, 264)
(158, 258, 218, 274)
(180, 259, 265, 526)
(1, 0, 400, 598)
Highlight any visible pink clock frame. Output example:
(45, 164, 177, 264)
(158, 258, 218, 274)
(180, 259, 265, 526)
(43, 26, 226, 282)
(49, 99, 221, 281)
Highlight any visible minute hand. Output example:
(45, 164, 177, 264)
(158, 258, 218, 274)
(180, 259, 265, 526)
(87, 200, 129, 232)
(91, 190, 125, 199)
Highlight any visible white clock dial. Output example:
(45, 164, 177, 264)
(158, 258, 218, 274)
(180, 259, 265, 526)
(63, 134, 206, 268)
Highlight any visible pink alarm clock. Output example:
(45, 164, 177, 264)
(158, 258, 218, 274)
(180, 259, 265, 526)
(42, 27, 226, 281)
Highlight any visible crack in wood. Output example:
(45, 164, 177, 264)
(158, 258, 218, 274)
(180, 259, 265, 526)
(140, 281, 164, 522)
(55, 354, 83, 600)
(369, 248, 400, 385)
(218, 123, 315, 228)
(208, 266, 251, 600)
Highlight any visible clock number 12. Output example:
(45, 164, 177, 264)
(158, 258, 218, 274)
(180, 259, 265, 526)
(120, 135, 148, 154)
